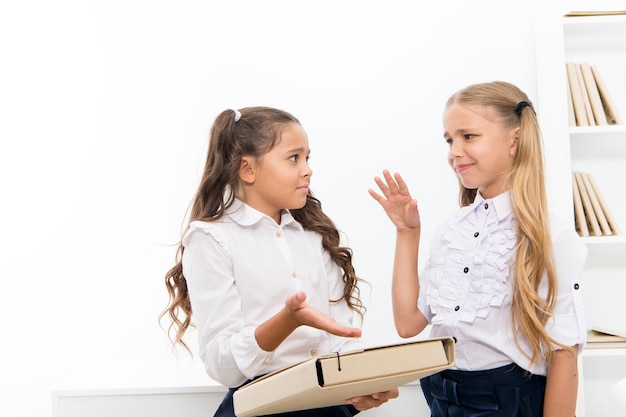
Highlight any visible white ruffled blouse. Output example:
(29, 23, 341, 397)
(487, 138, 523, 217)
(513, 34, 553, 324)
(418, 191, 587, 375)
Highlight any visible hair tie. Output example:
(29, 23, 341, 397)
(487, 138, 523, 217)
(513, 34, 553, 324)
(515, 101, 533, 116)
(233, 109, 241, 123)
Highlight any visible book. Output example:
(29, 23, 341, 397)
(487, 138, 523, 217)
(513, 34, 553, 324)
(580, 63, 609, 125)
(575, 63, 596, 125)
(574, 171, 602, 236)
(233, 337, 455, 417)
(580, 172, 612, 236)
(591, 325, 626, 340)
(572, 172, 589, 237)
(591, 65, 623, 125)
(566, 10, 626, 17)
(586, 173, 620, 235)
(566, 63, 589, 126)
(586, 330, 626, 349)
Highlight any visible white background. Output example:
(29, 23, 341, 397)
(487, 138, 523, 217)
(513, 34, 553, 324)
(0, 1, 602, 416)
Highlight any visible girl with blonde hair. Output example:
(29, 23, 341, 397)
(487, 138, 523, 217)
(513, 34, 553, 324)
(370, 81, 587, 416)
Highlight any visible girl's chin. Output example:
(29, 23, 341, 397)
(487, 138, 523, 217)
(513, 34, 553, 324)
(290, 198, 308, 210)
(458, 179, 477, 189)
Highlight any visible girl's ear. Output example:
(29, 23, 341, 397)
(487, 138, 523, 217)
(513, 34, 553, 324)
(509, 126, 521, 157)
(239, 156, 256, 184)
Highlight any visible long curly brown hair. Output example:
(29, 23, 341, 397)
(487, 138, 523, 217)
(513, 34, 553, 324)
(159, 106, 365, 353)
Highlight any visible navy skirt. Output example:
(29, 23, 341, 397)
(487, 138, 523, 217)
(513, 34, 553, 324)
(420, 363, 546, 417)
(213, 381, 359, 417)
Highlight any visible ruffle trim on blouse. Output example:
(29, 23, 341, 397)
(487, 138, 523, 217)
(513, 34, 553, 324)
(426, 201, 517, 324)
(183, 221, 229, 252)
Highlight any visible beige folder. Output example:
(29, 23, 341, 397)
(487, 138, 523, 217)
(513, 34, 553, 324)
(233, 337, 455, 417)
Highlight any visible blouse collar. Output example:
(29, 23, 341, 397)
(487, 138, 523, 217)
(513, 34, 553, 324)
(472, 190, 513, 221)
(226, 198, 295, 227)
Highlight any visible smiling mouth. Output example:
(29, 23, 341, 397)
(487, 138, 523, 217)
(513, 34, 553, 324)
(455, 164, 472, 174)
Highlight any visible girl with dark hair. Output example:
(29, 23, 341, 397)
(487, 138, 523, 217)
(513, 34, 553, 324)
(162, 106, 398, 416)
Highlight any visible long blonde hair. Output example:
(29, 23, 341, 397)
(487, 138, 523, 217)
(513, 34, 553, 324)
(448, 81, 568, 366)
(160, 106, 365, 353)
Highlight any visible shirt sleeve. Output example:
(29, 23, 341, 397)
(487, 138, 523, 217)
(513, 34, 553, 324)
(545, 217, 588, 352)
(182, 226, 274, 388)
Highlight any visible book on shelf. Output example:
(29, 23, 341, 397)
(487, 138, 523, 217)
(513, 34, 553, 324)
(580, 63, 609, 125)
(573, 171, 602, 236)
(586, 173, 621, 235)
(233, 337, 455, 417)
(572, 171, 620, 237)
(572, 172, 589, 237)
(580, 171, 612, 235)
(591, 65, 623, 125)
(566, 10, 626, 17)
(575, 63, 596, 125)
(566, 62, 589, 126)
(565, 62, 622, 126)
(586, 330, 626, 349)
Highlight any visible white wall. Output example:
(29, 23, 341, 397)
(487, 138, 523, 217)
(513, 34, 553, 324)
(0, 1, 564, 416)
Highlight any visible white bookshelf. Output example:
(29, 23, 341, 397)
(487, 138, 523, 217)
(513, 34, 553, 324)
(535, 10, 626, 417)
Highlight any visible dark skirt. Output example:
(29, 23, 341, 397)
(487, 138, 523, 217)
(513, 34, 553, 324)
(213, 381, 359, 417)
(420, 363, 546, 417)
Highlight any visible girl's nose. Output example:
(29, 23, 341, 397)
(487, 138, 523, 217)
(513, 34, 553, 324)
(448, 141, 463, 158)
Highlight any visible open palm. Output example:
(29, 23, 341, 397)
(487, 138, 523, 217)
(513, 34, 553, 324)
(369, 170, 420, 231)
(285, 292, 362, 338)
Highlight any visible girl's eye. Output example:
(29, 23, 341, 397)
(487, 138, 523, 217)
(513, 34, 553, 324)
(464, 134, 476, 140)
(289, 155, 310, 163)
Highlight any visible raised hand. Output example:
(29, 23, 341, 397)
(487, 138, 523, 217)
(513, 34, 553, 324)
(368, 170, 421, 231)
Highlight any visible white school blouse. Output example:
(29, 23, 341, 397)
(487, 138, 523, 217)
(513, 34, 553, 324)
(418, 191, 587, 376)
(182, 199, 362, 388)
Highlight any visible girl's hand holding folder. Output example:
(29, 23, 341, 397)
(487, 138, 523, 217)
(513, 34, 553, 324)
(346, 388, 400, 411)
